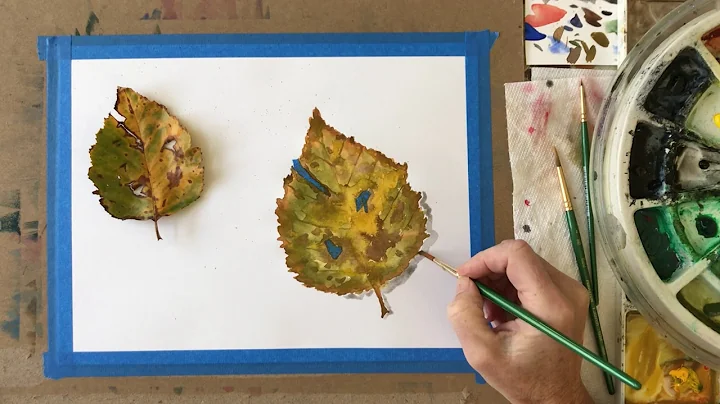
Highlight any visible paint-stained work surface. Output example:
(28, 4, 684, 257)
(0, 0, 521, 402)
(524, 0, 623, 66)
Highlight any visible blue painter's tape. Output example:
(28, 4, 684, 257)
(39, 31, 496, 382)
(292, 159, 328, 195)
(42, 35, 73, 378)
(464, 31, 496, 257)
(67, 33, 468, 59)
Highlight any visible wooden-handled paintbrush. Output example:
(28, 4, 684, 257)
(418, 250, 640, 391)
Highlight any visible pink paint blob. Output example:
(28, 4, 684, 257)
(524, 199, 531, 207)
(529, 94, 552, 139)
(528, 127, 536, 135)
(525, 4, 567, 28)
(522, 82, 535, 94)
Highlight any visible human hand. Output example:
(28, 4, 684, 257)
(448, 240, 593, 404)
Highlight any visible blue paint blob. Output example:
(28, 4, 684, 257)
(324, 239, 343, 259)
(564, 26, 573, 31)
(355, 190, 371, 213)
(524, 22, 546, 41)
(292, 159, 328, 195)
(548, 38, 570, 54)
(570, 14, 582, 28)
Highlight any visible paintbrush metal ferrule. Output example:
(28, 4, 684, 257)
(553, 148, 573, 211)
(580, 82, 587, 123)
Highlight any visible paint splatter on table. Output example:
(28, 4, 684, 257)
(524, 0, 624, 66)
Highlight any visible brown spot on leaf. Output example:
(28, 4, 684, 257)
(390, 201, 405, 224)
(363, 218, 402, 262)
(167, 166, 183, 189)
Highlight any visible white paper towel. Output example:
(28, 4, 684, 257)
(505, 76, 623, 404)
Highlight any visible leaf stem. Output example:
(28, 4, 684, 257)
(372, 284, 389, 318)
(154, 219, 162, 240)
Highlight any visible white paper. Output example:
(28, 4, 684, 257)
(70, 57, 471, 352)
(524, 0, 627, 66)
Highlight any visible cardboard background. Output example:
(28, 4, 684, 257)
(0, 0, 683, 402)
(0, 0, 519, 402)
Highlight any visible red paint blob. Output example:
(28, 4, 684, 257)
(525, 4, 567, 28)
(524, 199, 531, 207)
(528, 127, 536, 135)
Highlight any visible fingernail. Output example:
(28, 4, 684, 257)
(456, 276, 472, 294)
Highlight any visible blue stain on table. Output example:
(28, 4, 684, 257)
(1, 293, 21, 340)
(0, 211, 20, 235)
(355, 190, 371, 213)
(292, 159, 328, 195)
(524, 23, 546, 41)
(324, 240, 343, 259)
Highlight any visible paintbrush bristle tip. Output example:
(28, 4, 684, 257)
(553, 147, 562, 167)
(418, 251, 435, 261)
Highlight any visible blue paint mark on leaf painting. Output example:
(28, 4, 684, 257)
(324, 239, 342, 259)
(0, 211, 20, 235)
(570, 14, 583, 28)
(548, 38, 570, 54)
(355, 190, 371, 213)
(292, 159, 328, 195)
(1, 293, 21, 340)
(524, 23, 546, 41)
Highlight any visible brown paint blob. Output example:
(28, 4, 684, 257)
(567, 44, 582, 64)
(553, 26, 564, 42)
(579, 40, 597, 62)
(591, 32, 610, 47)
(582, 8, 602, 27)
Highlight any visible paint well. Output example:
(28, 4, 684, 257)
(624, 312, 718, 403)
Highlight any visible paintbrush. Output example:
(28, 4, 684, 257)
(554, 147, 615, 395)
(418, 250, 641, 391)
(580, 82, 599, 305)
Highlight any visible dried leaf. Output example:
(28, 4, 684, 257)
(88, 87, 204, 240)
(276, 108, 428, 317)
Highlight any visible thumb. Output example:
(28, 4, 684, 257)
(448, 276, 498, 372)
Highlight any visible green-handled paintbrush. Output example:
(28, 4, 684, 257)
(554, 147, 615, 395)
(418, 250, 640, 392)
(580, 82, 598, 305)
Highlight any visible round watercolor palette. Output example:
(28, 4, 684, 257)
(594, 0, 720, 368)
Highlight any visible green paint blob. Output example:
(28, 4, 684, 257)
(634, 209, 684, 281)
(605, 19, 618, 34)
(696, 214, 719, 238)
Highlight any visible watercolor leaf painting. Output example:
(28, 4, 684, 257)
(276, 109, 428, 318)
(524, 0, 621, 65)
(88, 87, 204, 240)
